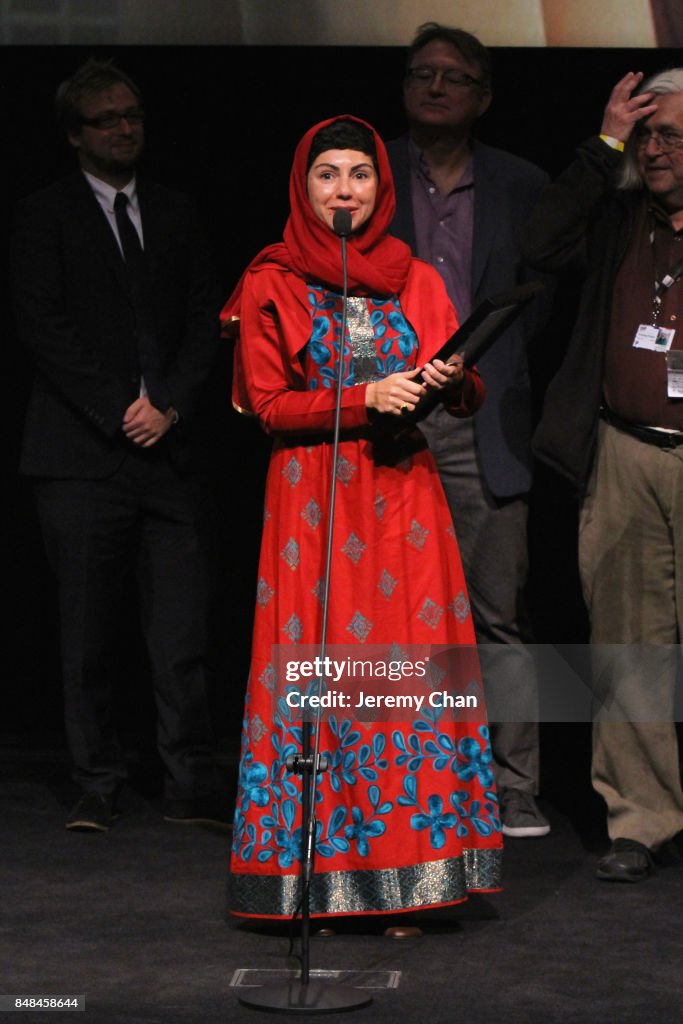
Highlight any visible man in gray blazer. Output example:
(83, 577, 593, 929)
(12, 60, 223, 832)
(387, 23, 551, 837)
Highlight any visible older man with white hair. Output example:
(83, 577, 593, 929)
(527, 68, 683, 881)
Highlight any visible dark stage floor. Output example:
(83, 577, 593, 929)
(2, 738, 680, 1024)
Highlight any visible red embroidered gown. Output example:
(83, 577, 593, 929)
(229, 259, 502, 918)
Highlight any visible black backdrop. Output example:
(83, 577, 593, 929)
(1, 45, 674, 759)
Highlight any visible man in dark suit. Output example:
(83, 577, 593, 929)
(387, 24, 551, 837)
(11, 60, 223, 831)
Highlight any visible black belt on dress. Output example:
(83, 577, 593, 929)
(601, 408, 683, 449)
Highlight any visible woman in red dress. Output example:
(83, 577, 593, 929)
(223, 116, 502, 921)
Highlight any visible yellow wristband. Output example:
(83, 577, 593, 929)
(600, 134, 625, 152)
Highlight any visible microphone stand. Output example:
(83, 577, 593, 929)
(239, 209, 372, 1015)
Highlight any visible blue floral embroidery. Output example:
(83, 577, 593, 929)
(397, 773, 499, 843)
(308, 339, 332, 368)
(450, 789, 501, 838)
(324, 722, 388, 792)
(457, 731, 495, 788)
(266, 800, 303, 867)
(232, 696, 496, 863)
(344, 785, 392, 856)
(316, 805, 351, 859)
(308, 289, 338, 312)
(392, 711, 495, 788)
(238, 753, 270, 811)
(411, 793, 458, 850)
(232, 700, 395, 864)
(305, 286, 418, 390)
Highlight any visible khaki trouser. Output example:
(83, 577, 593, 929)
(580, 421, 683, 849)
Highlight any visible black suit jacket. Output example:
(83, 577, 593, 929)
(11, 172, 220, 478)
(387, 135, 552, 497)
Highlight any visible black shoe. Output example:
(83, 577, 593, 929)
(163, 793, 231, 829)
(596, 838, 654, 882)
(65, 792, 117, 832)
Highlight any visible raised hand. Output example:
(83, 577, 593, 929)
(601, 71, 658, 142)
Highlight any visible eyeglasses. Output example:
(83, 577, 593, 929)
(80, 108, 145, 130)
(635, 128, 683, 153)
(405, 66, 483, 90)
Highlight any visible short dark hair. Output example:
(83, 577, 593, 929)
(306, 118, 378, 174)
(56, 58, 143, 136)
(407, 22, 491, 90)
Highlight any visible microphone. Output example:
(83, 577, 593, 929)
(333, 208, 353, 237)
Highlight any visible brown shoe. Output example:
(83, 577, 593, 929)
(384, 925, 423, 939)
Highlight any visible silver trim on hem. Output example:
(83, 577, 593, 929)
(229, 848, 502, 918)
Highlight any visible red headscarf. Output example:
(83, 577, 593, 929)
(221, 115, 413, 331)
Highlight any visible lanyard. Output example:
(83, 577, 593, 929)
(650, 215, 683, 324)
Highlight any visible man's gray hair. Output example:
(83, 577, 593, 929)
(618, 68, 683, 190)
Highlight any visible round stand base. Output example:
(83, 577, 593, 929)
(238, 980, 372, 1015)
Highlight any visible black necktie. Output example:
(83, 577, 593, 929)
(113, 192, 168, 411)
(114, 190, 143, 264)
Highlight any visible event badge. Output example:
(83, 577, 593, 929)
(666, 350, 683, 398)
(633, 324, 675, 351)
